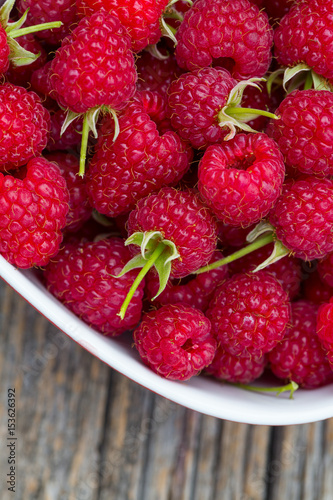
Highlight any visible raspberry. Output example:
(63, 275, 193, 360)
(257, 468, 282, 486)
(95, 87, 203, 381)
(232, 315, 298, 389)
(0, 157, 69, 268)
(49, 10, 137, 114)
(269, 300, 333, 388)
(266, 90, 333, 178)
(17, 0, 78, 45)
(0, 83, 50, 172)
(86, 91, 192, 217)
(47, 109, 82, 152)
(317, 298, 333, 367)
(76, 0, 169, 52)
(167, 67, 236, 149)
(269, 177, 333, 261)
(206, 271, 291, 357)
(0, 26, 10, 75)
(229, 243, 302, 300)
(318, 253, 333, 289)
(44, 237, 144, 336)
(205, 345, 267, 384)
(4, 35, 46, 88)
(175, 0, 273, 80)
(198, 133, 285, 227)
(127, 187, 218, 279)
(136, 52, 183, 96)
(133, 303, 216, 380)
(145, 251, 228, 311)
(44, 152, 92, 233)
(274, 0, 333, 83)
(303, 270, 333, 305)
(217, 221, 256, 248)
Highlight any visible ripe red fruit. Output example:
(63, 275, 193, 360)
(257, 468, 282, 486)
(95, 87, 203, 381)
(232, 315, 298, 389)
(86, 91, 192, 217)
(44, 152, 92, 233)
(134, 303, 216, 380)
(0, 157, 69, 268)
(175, 0, 273, 80)
(44, 237, 144, 336)
(303, 270, 333, 306)
(145, 251, 228, 311)
(0, 83, 50, 171)
(0, 26, 10, 74)
(49, 10, 137, 114)
(205, 346, 267, 384)
(198, 133, 285, 227)
(127, 187, 218, 279)
(274, 0, 333, 84)
(317, 253, 333, 289)
(206, 271, 291, 357)
(76, 0, 169, 52)
(317, 298, 333, 368)
(269, 300, 333, 388)
(269, 176, 333, 261)
(4, 35, 47, 88)
(136, 52, 183, 96)
(266, 90, 333, 178)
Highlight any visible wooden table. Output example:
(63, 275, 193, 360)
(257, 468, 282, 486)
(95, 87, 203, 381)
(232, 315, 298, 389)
(1, 280, 332, 500)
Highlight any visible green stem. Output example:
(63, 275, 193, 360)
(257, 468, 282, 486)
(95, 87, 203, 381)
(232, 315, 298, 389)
(79, 114, 90, 177)
(226, 107, 279, 121)
(118, 242, 166, 320)
(303, 71, 313, 90)
(194, 233, 274, 275)
(9, 21, 62, 38)
(235, 381, 299, 400)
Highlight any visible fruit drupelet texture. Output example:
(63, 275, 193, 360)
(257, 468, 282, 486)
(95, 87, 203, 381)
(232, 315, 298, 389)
(317, 253, 333, 289)
(269, 176, 333, 261)
(0, 26, 10, 75)
(76, 0, 169, 51)
(86, 91, 192, 217)
(49, 10, 137, 113)
(206, 271, 291, 357)
(44, 237, 144, 336)
(0, 157, 69, 268)
(0, 83, 50, 171)
(127, 187, 218, 279)
(198, 133, 285, 227)
(269, 300, 333, 388)
(274, 0, 333, 83)
(317, 298, 333, 367)
(266, 90, 333, 178)
(134, 303, 216, 380)
(175, 0, 273, 80)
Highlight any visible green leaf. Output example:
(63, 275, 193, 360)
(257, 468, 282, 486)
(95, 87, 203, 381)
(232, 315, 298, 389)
(252, 240, 290, 273)
(112, 253, 151, 278)
(60, 110, 82, 136)
(246, 221, 275, 243)
(5, 7, 28, 33)
(152, 253, 172, 300)
(0, 0, 15, 28)
(7, 37, 40, 67)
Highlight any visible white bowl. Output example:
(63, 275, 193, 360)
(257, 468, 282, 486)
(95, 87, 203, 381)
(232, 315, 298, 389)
(1, 254, 332, 425)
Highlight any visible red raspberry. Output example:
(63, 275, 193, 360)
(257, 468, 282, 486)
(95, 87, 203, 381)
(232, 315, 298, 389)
(205, 346, 267, 384)
(49, 10, 137, 114)
(4, 35, 47, 88)
(241, 83, 271, 132)
(269, 300, 333, 388)
(31, 61, 54, 99)
(0, 26, 10, 74)
(44, 152, 92, 233)
(217, 221, 256, 248)
(127, 187, 218, 278)
(17, 0, 78, 46)
(136, 52, 183, 96)
(175, 0, 273, 80)
(274, 0, 333, 84)
(47, 109, 82, 152)
(206, 271, 291, 357)
(269, 177, 333, 261)
(317, 298, 333, 368)
(0, 83, 50, 172)
(317, 253, 333, 289)
(167, 67, 236, 149)
(266, 90, 333, 178)
(134, 303, 216, 380)
(252, 0, 292, 22)
(0, 157, 69, 268)
(86, 91, 192, 217)
(145, 251, 228, 312)
(44, 237, 144, 336)
(198, 133, 285, 227)
(229, 243, 302, 300)
(303, 270, 333, 306)
(76, 0, 169, 52)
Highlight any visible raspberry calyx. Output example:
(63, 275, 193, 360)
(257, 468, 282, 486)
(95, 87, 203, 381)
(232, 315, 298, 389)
(267, 64, 333, 94)
(115, 231, 181, 319)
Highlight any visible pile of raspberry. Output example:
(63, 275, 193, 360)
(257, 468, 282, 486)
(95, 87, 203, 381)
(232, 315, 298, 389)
(2, 0, 333, 391)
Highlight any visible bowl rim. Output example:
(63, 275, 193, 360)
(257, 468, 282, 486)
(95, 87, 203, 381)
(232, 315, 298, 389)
(1, 255, 333, 426)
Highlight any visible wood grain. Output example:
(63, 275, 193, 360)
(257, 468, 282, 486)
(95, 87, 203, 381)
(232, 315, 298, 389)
(1, 280, 333, 500)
